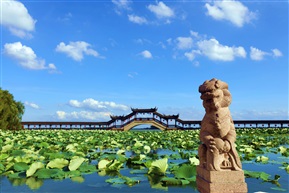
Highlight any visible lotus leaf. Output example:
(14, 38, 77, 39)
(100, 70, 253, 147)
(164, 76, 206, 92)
(13, 162, 29, 172)
(11, 150, 25, 156)
(256, 156, 269, 163)
(1, 144, 13, 153)
(244, 170, 270, 181)
(148, 158, 168, 175)
(0, 153, 9, 160)
(189, 157, 200, 166)
(78, 163, 97, 173)
(69, 157, 85, 171)
(0, 163, 4, 173)
(144, 145, 151, 154)
(46, 158, 69, 169)
(117, 149, 125, 155)
(173, 164, 196, 181)
(35, 168, 64, 179)
(26, 162, 44, 177)
(98, 160, 112, 170)
(106, 160, 123, 171)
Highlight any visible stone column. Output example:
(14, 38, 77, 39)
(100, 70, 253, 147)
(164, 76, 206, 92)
(197, 78, 247, 193)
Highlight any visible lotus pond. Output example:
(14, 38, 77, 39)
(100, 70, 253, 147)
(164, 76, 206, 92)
(0, 128, 288, 193)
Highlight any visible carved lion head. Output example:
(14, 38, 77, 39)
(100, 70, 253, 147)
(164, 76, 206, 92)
(199, 78, 232, 111)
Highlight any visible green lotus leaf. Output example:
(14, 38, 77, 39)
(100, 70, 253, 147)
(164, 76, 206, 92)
(286, 165, 289, 173)
(98, 160, 112, 170)
(117, 149, 125, 155)
(47, 158, 69, 169)
(13, 162, 29, 172)
(69, 157, 85, 171)
(106, 177, 126, 184)
(121, 176, 142, 186)
(39, 142, 49, 148)
(144, 145, 151, 154)
(35, 168, 64, 179)
(8, 171, 26, 179)
(11, 150, 25, 156)
(134, 141, 143, 148)
(14, 156, 31, 164)
(189, 157, 200, 166)
(256, 156, 269, 163)
(1, 144, 13, 153)
(26, 162, 45, 177)
(173, 164, 196, 181)
(107, 160, 123, 171)
(78, 163, 97, 173)
(25, 177, 43, 190)
(0, 163, 5, 173)
(66, 144, 77, 152)
(278, 146, 288, 156)
(148, 158, 168, 175)
(0, 153, 9, 160)
(244, 170, 271, 181)
(64, 170, 82, 178)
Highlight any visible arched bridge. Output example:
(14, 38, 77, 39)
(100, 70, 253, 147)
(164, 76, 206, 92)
(103, 107, 194, 131)
(22, 108, 289, 130)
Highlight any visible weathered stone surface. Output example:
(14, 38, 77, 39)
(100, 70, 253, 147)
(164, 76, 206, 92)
(197, 78, 247, 193)
(197, 166, 248, 193)
(197, 166, 245, 183)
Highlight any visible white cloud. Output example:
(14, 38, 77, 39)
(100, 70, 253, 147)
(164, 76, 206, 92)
(148, 1, 174, 19)
(140, 50, 153, 59)
(128, 72, 138, 78)
(0, 0, 36, 38)
(128, 14, 148, 24)
(250, 47, 268, 61)
(25, 101, 40, 109)
(272, 49, 282, 57)
(176, 37, 193, 50)
(112, 0, 131, 14)
(55, 41, 102, 61)
(56, 110, 111, 121)
(205, 0, 256, 27)
(197, 38, 246, 61)
(190, 30, 199, 38)
(68, 98, 129, 111)
(184, 50, 201, 61)
(4, 42, 57, 70)
(56, 111, 67, 120)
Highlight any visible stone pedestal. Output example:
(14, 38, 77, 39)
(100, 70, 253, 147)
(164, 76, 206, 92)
(197, 166, 247, 193)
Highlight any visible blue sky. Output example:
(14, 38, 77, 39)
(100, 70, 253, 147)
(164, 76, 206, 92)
(1, 0, 288, 121)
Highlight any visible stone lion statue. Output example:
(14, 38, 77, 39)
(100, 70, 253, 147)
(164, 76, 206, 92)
(198, 78, 242, 171)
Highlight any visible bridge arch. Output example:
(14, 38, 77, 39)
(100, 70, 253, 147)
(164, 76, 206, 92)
(123, 119, 167, 131)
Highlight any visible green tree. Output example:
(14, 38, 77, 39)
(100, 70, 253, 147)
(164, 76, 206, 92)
(0, 88, 25, 130)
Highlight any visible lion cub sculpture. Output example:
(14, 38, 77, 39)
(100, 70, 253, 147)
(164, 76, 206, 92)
(198, 78, 242, 171)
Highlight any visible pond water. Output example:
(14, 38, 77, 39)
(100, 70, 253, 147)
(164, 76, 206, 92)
(1, 152, 288, 193)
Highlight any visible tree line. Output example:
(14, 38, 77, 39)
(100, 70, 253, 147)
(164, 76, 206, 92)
(0, 88, 25, 130)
